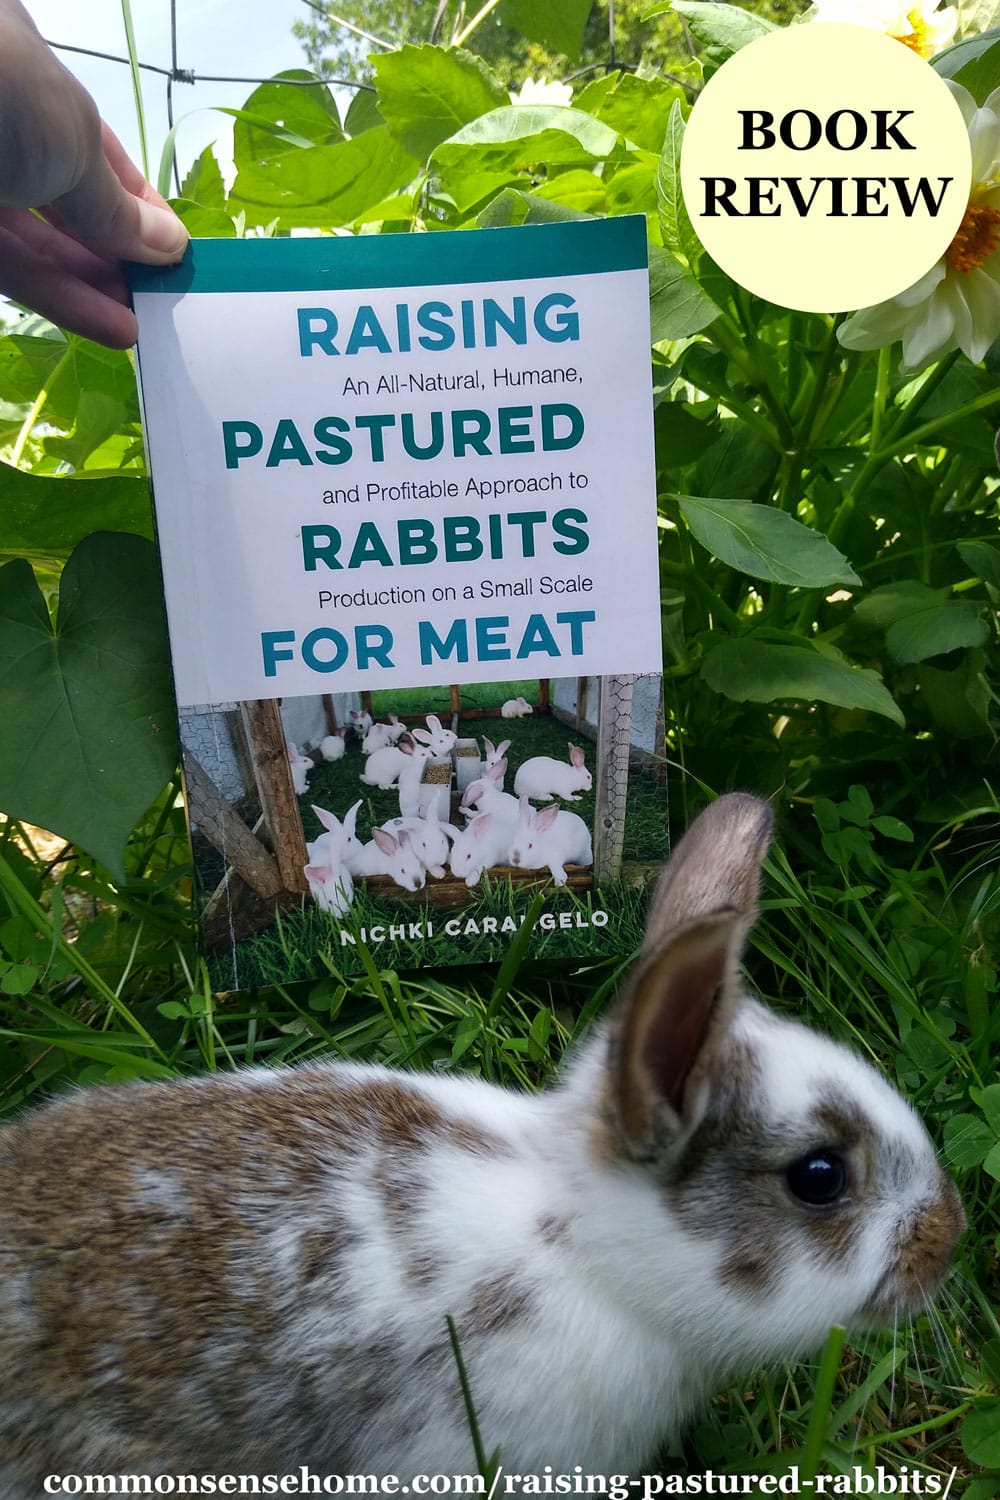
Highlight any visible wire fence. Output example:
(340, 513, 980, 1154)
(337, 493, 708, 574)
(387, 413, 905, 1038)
(42, 0, 630, 195)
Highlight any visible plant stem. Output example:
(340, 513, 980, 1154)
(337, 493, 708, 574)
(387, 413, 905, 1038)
(10, 348, 71, 467)
(452, 0, 504, 47)
(869, 344, 892, 454)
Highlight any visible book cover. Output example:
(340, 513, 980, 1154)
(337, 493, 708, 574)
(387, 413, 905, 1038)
(129, 217, 665, 989)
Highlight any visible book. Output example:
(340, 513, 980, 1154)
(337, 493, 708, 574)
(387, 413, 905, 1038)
(129, 217, 665, 988)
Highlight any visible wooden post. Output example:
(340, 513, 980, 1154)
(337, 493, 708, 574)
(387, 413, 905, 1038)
(593, 674, 636, 882)
(538, 678, 550, 713)
(183, 751, 283, 899)
(576, 675, 588, 732)
(240, 699, 308, 892)
(322, 694, 338, 734)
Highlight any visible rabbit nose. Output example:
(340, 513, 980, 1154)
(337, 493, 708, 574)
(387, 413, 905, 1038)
(898, 1174, 965, 1298)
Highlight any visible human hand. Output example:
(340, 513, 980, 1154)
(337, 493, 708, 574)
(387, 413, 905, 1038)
(0, 0, 189, 348)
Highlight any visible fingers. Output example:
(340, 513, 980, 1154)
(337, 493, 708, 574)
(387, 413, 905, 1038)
(0, 208, 138, 348)
(50, 135, 189, 267)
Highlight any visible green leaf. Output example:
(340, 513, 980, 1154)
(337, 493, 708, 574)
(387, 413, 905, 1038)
(501, 0, 593, 59)
(701, 639, 904, 725)
(962, 1400, 1000, 1468)
(648, 243, 720, 340)
(677, 495, 861, 588)
(576, 72, 683, 155)
(436, 105, 625, 165)
(943, 1112, 995, 1169)
(916, 648, 992, 739)
(853, 580, 946, 630)
(984, 1142, 1000, 1180)
(0, 463, 153, 561)
(534, 169, 607, 213)
(871, 815, 914, 842)
(168, 199, 237, 238)
(179, 145, 227, 210)
(477, 188, 589, 227)
(657, 100, 701, 264)
(953, 34, 1000, 104)
(374, 45, 509, 161)
(345, 89, 383, 136)
(669, 2, 775, 60)
(0, 534, 178, 878)
(980, 1083, 1000, 1135)
(232, 71, 343, 161)
(230, 126, 419, 229)
(885, 599, 989, 664)
(958, 537, 1000, 586)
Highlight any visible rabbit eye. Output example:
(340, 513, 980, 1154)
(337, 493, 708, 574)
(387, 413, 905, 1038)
(785, 1149, 848, 1206)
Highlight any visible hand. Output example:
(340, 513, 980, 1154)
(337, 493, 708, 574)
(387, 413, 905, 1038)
(0, 0, 189, 348)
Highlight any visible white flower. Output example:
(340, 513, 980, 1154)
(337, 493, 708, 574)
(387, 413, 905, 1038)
(509, 77, 573, 107)
(838, 82, 1000, 370)
(808, 0, 957, 57)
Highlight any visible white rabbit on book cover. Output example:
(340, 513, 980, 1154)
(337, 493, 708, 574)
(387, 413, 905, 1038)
(0, 795, 963, 1489)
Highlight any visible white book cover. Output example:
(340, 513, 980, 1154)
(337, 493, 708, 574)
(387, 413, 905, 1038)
(129, 217, 666, 988)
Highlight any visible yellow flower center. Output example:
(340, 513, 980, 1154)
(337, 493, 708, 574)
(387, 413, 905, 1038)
(946, 203, 1000, 273)
(893, 29, 929, 52)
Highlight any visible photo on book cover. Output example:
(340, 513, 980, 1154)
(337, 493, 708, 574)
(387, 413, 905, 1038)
(180, 672, 667, 990)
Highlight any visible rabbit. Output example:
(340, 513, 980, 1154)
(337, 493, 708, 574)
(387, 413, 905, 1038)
(460, 760, 519, 823)
(317, 730, 346, 763)
(412, 713, 458, 757)
(0, 795, 964, 1491)
(509, 796, 593, 885)
(361, 721, 394, 755)
(501, 695, 533, 718)
(286, 738, 312, 795)
(348, 708, 373, 740)
(384, 713, 407, 744)
(303, 855, 354, 916)
(397, 741, 434, 818)
(446, 807, 517, 886)
(309, 800, 364, 874)
(352, 826, 425, 890)
(514, 743, 592, 802)
(381, 803, 457, 879)
(482, 737, 512, 783)
(359, 743, 410, 790)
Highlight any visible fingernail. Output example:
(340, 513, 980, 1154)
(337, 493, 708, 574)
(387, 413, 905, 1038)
(136, 200, 190, 261)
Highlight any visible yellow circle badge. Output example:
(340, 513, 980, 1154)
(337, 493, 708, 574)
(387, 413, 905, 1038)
(680, 23, 972, 313)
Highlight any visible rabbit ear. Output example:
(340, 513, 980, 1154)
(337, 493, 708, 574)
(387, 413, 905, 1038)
(426, 715, 442, 731)
(472, 814, 493, 839)
(569, 744, 585, 768)
(483, 737, 495, 756)
(343, 800, 362, 836)
(611, 910, 746, 1152)
(497, 739, 511, 757)
(311, 804, 340, 833)
(640, 793, 772, 958)
(535, 804, 560, 832)
(372, 828, 397, 854)
(518, 795, 532, 825)
(411, 729, 432, 745)
(605, 796, 773, 1155)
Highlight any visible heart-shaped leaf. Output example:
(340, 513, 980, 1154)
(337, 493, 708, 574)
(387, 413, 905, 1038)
(0, 533, 177, 877)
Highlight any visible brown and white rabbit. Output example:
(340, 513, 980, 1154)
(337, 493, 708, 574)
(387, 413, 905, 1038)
(0, 796, 963, 1489)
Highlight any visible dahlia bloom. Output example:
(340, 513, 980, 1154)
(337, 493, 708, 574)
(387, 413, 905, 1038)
(837, 83, 1000, 370)
(808, 0, 957, 57)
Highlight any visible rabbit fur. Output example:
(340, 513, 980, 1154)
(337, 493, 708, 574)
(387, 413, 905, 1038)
(0, 795, 963, 1488)
(509, 797, 594, 884)
(514, 744, 592, 803)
